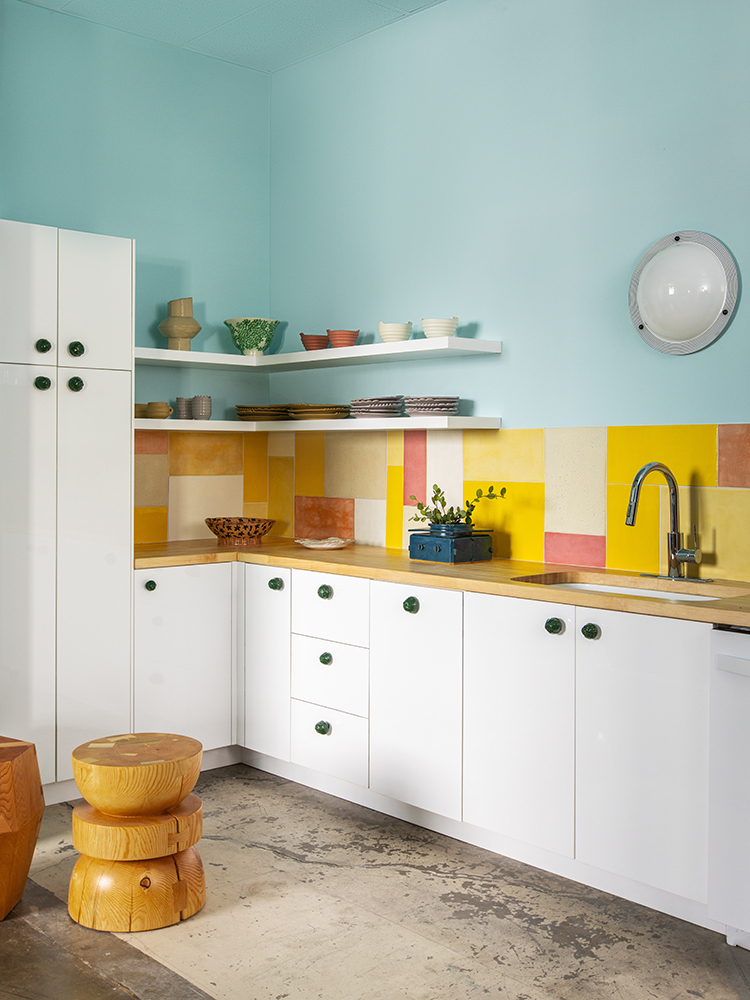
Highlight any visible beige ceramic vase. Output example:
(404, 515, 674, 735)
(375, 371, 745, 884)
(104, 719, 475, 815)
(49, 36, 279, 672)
(158, 297, 201, 351)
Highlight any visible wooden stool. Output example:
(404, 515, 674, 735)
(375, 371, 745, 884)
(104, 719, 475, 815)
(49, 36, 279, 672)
(68, 733, 206, 932)
(0, 737, 45, 920)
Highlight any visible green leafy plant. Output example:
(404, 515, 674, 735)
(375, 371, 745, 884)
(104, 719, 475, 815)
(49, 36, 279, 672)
(409, 483, 506, 526)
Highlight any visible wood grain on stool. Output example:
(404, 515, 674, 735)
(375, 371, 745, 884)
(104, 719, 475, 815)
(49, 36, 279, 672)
(72, 792, 202, 861)
(0, 738, 45, 920)
(68, 846, 205, 932)
(71, 733, 202, 815)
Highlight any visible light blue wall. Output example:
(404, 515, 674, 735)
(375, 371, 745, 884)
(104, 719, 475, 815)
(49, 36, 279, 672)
(0, 0, 271, 372)
(269, 0, 750, 427)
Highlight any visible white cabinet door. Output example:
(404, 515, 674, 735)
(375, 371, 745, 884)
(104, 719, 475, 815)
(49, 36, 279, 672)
(56, 368, 132, 778)
(0, 219, 58, 366)
(58, 228, 133, 372)
(0, 363, 57, 782)
(244, 564, 291, 761)
(135, 564, 233, 751)
(291, 700, 368, 786)
(291, 569, 369, 648)
(292, 634, 368, 718)
(463, 593, 575, 856)
(576, 607, 711, 901)
(370, 580, 463, 820)
(708, 627, 750, 931)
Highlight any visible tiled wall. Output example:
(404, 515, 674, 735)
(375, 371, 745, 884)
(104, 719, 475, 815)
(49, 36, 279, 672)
(134, 425, 750, 582)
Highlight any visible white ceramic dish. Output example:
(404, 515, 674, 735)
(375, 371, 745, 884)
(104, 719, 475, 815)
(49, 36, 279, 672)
(295, 537, 354, 549)
(378, 321, 412, 343)
(421, 317, 459, 338)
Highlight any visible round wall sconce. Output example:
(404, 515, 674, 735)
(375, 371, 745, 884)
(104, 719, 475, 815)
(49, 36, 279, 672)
(628, 231, 739, 354)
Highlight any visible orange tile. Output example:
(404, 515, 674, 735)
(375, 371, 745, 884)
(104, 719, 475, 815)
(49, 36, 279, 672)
(135, 430, 168, 455)
(268, 457, 294, 537)
(169, 432, 244, 476)
(295, 432, 325, 497)
(718, 425, 750, 487)
(295, 497, 354, 539)
(244, 432, 268, 502)
(134, 506, 168, 545)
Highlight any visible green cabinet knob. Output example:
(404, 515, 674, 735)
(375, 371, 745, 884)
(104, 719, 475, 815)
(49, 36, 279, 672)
(581, 622, 601, 640)
(67, 376, 84, 392)
(144, 580, 157, 591)
(268, 577, 284, 591)
(317, 584, 333, 600)
(34, 375, 52, 391)
(314, 721, 331, 736)
(35, 338, 52, 354)
(67, 341, 85, 357)
(545, 617, 564, 635)
(319, 652, 333, 665)
(402, 596, 420, 614)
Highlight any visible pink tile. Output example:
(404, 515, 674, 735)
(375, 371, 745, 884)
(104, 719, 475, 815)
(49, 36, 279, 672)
(403, 430, 427, 506)
(545, 532, 606, 568)
(718, 424, 750, 487)
(135, 430, 168, 455)
(295, 496, 355, 540)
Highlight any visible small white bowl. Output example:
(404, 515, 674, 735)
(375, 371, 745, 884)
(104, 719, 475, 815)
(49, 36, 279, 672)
(378, 321, 412, 343)
(421, 317, 459, 338)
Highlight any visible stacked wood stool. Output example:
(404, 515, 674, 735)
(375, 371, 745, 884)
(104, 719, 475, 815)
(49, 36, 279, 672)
(69, 733, 206, 932)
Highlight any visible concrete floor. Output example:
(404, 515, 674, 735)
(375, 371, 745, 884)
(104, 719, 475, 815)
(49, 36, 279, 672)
(4, 764, 750, 1000)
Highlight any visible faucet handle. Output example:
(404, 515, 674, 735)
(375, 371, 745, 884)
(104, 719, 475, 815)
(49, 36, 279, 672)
(677, 524, 702, 565)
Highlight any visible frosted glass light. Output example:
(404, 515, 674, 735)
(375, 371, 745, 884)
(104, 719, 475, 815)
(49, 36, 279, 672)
(629, 232, 739, 355)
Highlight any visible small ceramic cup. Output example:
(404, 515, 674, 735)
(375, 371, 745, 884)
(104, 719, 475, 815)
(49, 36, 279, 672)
(192, 395, 212, 420)
(175, 397, 193, 419)
(134, 403, 148, 418)
(147, 402, 174, 419)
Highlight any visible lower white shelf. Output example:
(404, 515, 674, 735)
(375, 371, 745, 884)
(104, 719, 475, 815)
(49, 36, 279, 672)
(134, 416, 502, 432)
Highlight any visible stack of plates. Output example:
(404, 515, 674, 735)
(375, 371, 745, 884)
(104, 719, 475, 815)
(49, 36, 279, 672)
(404, 396, 460, 416)
(236, 404, 290, 421)
(288, 403, 350, 421)
(349, 395, 404, 418)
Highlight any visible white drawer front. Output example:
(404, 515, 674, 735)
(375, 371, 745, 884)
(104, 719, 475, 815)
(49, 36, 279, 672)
(291, 700, 369, 787)
(291, 569, 369, 647)
(292, 634, 368, 717)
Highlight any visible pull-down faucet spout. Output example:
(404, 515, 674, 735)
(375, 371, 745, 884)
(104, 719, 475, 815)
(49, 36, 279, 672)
(625, 462, 701, 579)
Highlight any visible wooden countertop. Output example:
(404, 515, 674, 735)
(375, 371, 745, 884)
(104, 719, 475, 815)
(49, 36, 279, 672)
(134, 538, 750, 628)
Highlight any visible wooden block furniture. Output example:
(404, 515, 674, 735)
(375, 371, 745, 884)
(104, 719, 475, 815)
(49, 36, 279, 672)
(0, 737, 45, 920)
(68, 733, 206, 932)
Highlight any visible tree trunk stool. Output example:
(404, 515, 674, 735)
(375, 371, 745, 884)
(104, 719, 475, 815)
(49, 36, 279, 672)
(0, 737, 45, 920)
(68, 733, 206, 932)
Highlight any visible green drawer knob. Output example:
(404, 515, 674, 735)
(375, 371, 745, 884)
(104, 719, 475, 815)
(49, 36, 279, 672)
(68, 340, 85, 357)
(402, 596, 420, 614)
(35, 338, 52, 354)
(34, 375, 52, 391)
(268, 577, 284, 591)
(317, 584, 333, 600)
(545, 617, 564, 635)
(581, 622, 601, 640)
(144, 580, 157, 591)
(314, 721, 331, 736)
(67, 376, 84, 392)
(319, 652, 333, 665)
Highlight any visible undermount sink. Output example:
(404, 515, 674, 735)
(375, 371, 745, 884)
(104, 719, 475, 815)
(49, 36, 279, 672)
(511, 572, 750, 604)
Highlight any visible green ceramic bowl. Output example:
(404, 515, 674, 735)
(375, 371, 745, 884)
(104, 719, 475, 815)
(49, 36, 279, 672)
(225, 317, 280, 356)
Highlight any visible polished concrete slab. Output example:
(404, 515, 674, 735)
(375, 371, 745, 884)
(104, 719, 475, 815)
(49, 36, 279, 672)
(7, 764, 750, 999)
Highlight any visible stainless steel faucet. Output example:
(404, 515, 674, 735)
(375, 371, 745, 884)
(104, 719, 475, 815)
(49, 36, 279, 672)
(625, 462, 701, 579)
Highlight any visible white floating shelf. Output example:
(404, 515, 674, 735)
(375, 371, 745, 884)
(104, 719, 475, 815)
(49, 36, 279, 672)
(134, 416, 502, 433)
(134, 336, 502, 374)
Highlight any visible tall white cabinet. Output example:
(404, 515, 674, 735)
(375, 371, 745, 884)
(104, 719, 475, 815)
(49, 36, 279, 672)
(0, 218, 134, 784)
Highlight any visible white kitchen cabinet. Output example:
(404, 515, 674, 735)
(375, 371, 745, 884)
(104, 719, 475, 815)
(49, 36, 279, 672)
(708, 626, 750, 932)
(370, 580, 463, 820)
(290, 700, 369, 787)
(244, 563, 292, 761)
(575, 607, 711, 901)
(0, 219, 57, 366)
(135, 564, 233, 751)
(463, 593, 575, 856)
(0, 363, 58, 782)
(291, 569, 369, 648)
(291, 634, 368, 718)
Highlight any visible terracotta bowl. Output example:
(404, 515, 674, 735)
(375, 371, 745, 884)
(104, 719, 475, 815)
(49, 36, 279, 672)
(326, 329, 359, 347)
(300, 333, 330, 351)
(205, 517, 276, 546)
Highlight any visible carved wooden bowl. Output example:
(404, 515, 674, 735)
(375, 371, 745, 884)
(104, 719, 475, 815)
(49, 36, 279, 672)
(205, 517, 276, 545)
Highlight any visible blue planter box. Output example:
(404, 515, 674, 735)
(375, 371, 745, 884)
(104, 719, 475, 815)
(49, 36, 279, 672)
(409, 531, 493, 564)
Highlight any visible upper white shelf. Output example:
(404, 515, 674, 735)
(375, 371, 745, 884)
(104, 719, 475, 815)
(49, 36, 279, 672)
(134, 416, 502, 433)
(134, 336, 502, 374)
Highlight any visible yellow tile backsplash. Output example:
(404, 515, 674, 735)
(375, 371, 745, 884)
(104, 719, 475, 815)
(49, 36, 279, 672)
(134, 420, 750, 582)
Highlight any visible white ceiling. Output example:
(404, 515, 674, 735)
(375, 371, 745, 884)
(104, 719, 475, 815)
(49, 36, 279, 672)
(18, 0, 447, 72)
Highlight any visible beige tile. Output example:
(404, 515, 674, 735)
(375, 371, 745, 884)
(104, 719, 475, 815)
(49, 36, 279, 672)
(354, 499, 386, 546)
(167, 475, 244, 541)
(134, 453, 169, 507)
(325, 431, 386, 500)
(544, 426, 606, 535)
(268, 432, 295, 458)
(426, 429, 464, 510)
